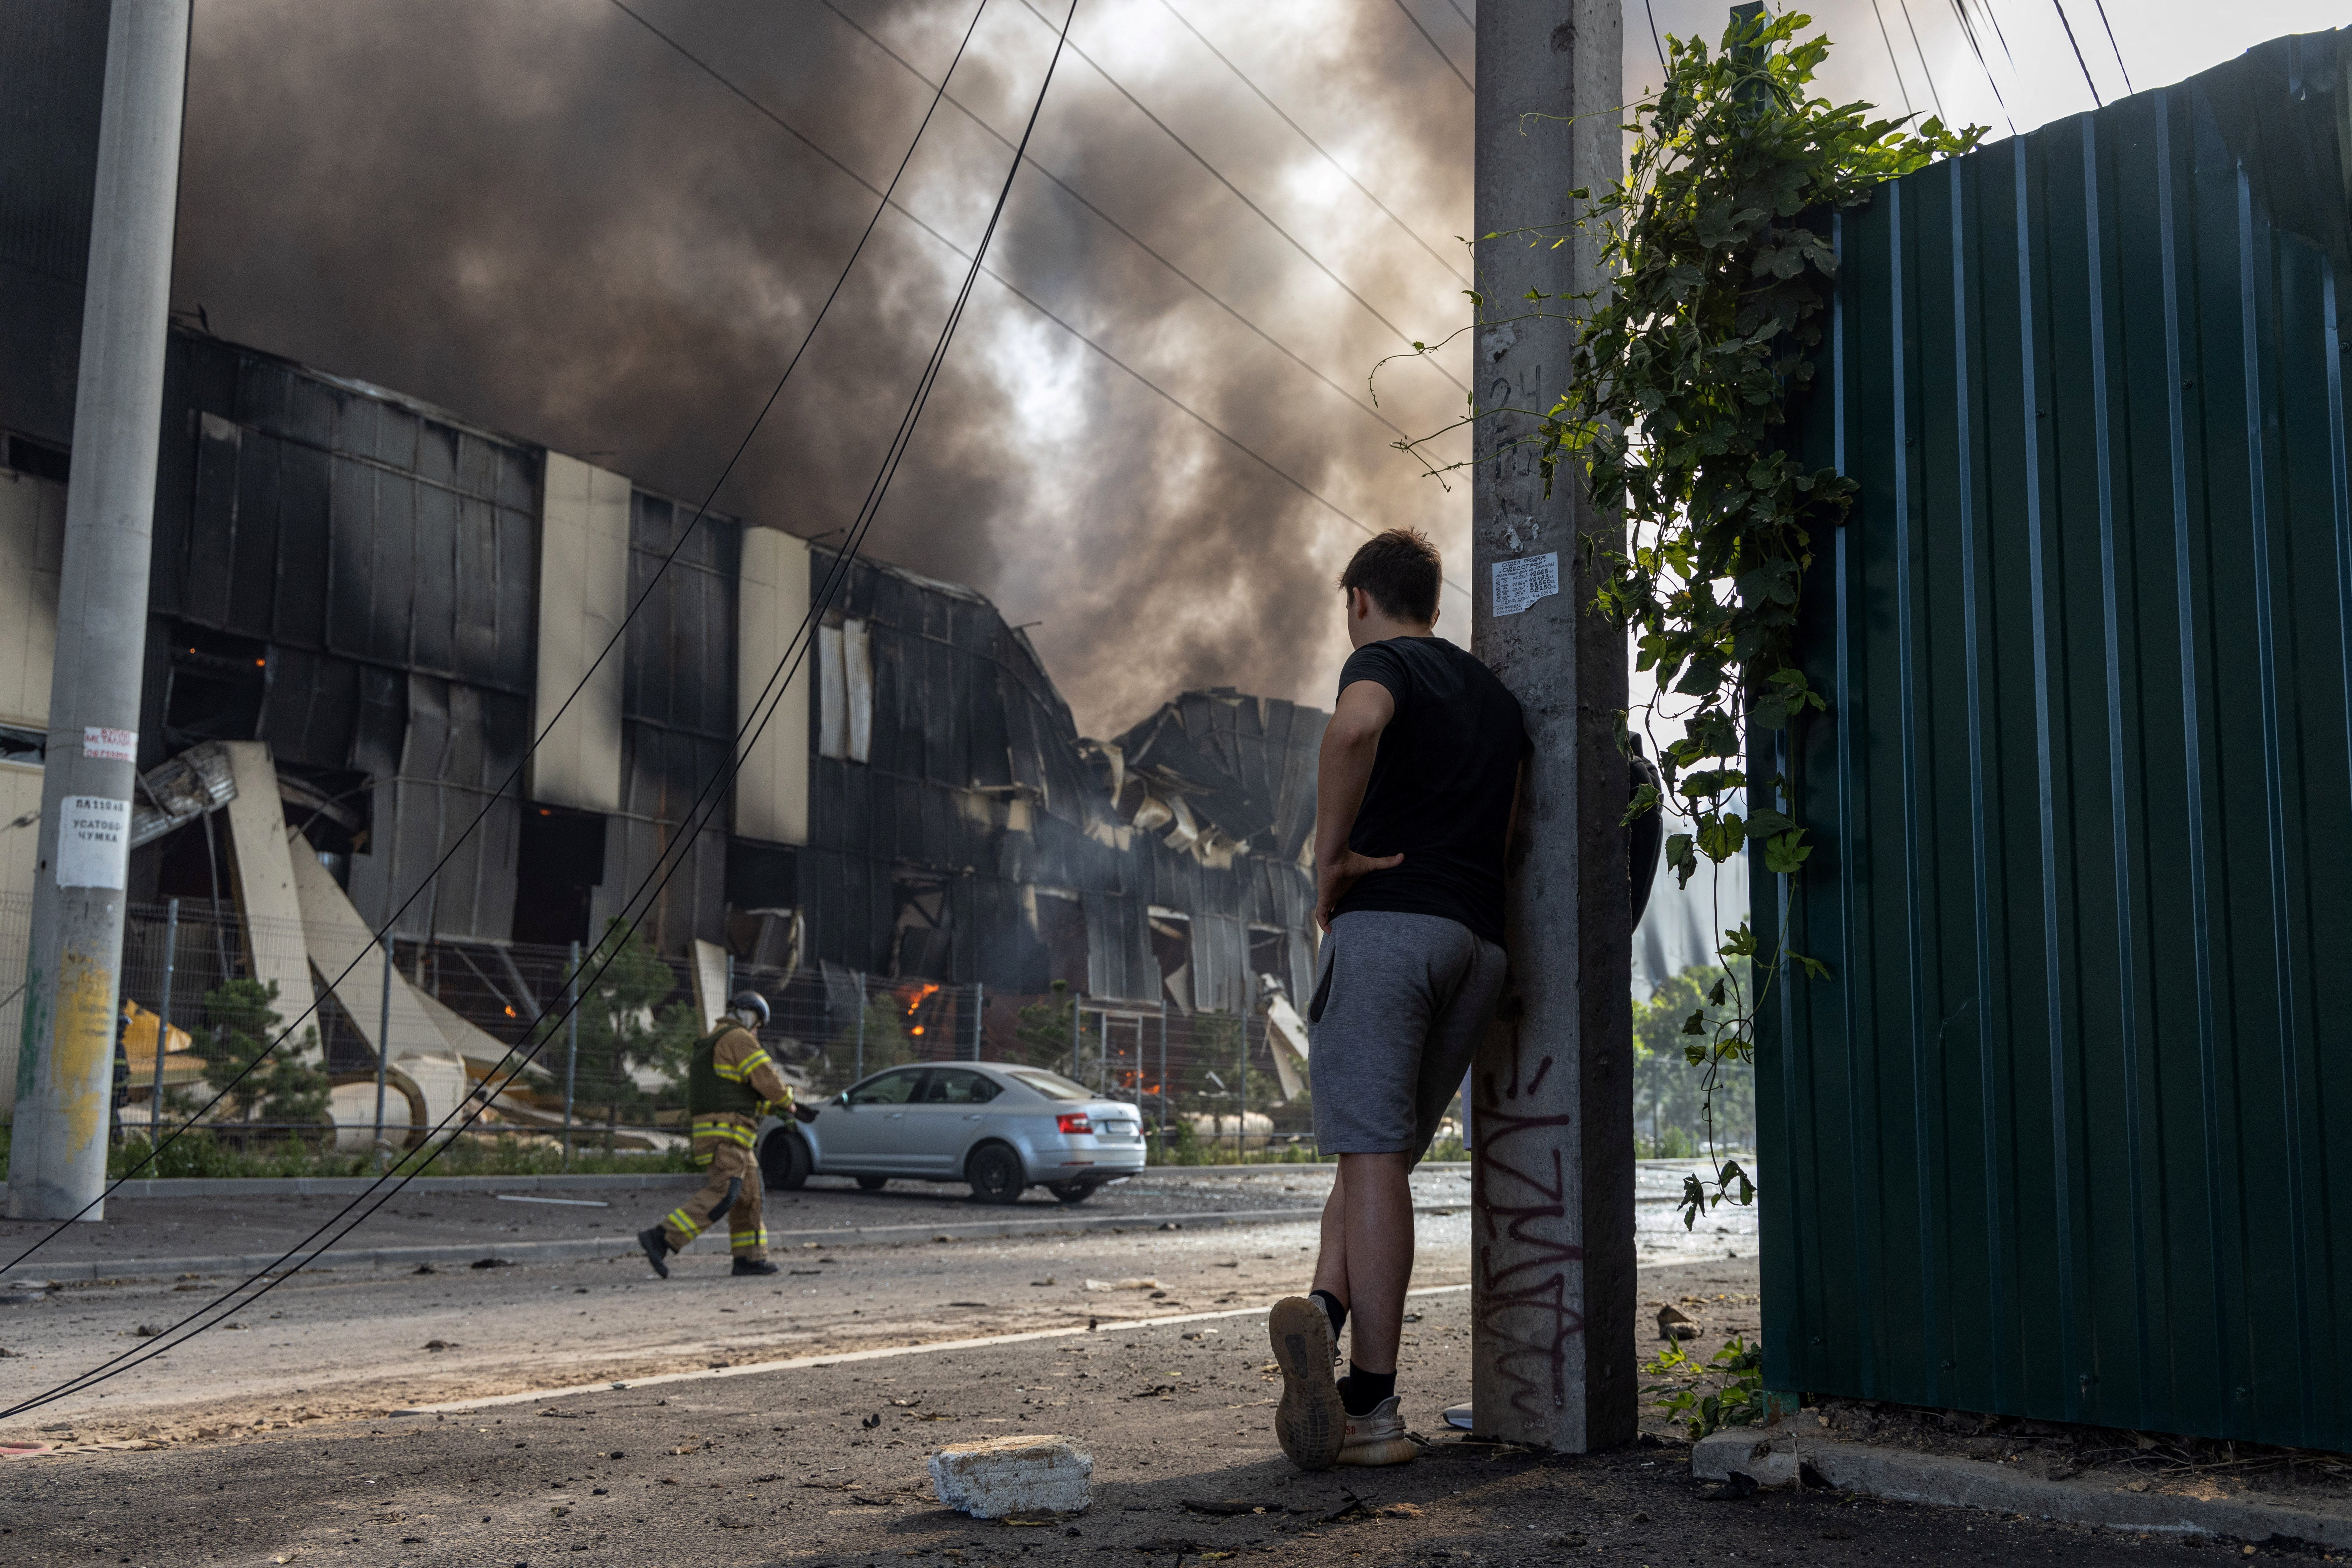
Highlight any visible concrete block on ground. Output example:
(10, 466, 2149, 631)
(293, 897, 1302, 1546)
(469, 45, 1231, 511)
(1692, 1429, 2352, 1547)
(928, 1434, 1092, 1518)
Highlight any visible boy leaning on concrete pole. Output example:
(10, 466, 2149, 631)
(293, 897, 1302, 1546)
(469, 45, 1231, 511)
(1269, 528, 1528, 1470)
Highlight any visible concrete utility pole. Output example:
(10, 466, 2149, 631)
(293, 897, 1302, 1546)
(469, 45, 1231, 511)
(1468, 0, 1636, 1453)
(7, 1, 192, 1223)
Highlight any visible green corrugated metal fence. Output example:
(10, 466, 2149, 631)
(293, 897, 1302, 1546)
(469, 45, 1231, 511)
(1756, 28, 2352, 1448)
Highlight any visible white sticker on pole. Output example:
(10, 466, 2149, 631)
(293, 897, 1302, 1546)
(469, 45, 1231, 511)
(56, 796, 131, 890)
(82, 726, 137, 762)
(1491, 553, 1560, 617)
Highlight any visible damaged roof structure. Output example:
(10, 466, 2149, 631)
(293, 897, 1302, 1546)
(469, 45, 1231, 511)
(0, 320, 1327, 1110)
(0, 3, 1324, 1123)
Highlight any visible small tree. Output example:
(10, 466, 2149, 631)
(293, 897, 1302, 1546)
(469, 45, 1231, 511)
(199, 978, 330, 1140)
(1011, 981, 1078, 1073)
(573, 920, 698, 1118)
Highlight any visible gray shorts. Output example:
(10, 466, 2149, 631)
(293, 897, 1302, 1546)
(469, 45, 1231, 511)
(1306, 910, 1507, 1159)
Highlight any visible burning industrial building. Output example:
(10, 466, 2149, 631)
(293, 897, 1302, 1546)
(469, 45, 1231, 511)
(0, 321, 1324, 1140)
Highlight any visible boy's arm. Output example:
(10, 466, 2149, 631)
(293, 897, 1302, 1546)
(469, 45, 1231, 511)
(1314, 678, 1402, 931)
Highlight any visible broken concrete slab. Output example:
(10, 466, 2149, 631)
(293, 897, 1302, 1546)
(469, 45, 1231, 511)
(1693, 1428, 2352, 1547)
(928, 1434, 1092, 1519)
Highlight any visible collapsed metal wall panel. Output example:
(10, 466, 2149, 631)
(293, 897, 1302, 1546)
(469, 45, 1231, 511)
(348, 673, 525, 941)
(147, 333, 542, 936)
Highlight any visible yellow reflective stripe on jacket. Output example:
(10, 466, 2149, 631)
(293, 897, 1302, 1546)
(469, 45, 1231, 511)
(691, 1118, 758, 1147)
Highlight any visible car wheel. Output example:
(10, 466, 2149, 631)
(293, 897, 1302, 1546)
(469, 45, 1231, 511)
(1045, 1181, 1094, 1206)
(758, 1130, 810, 1191)
(966, 1144, 1024, 1206)
(855, 1174, 889, 1191)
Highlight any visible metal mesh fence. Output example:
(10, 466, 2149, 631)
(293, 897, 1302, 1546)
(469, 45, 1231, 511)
(0, 894, 1333, 1162)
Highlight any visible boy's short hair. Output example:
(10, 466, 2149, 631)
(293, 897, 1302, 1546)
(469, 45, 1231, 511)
(1338, 528, 1442, 624)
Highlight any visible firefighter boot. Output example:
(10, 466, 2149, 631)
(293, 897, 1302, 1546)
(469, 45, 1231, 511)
(732, 1258, 780, 1276)
(638, 1226, 672, 1279)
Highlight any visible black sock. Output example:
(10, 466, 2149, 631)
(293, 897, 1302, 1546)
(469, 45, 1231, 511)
(1340, 1362, 1396, 1417)
(1308, 1288, 1347, 1342)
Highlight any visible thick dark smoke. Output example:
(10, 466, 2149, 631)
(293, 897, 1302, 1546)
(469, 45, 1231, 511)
(170, 0, 1477, 733)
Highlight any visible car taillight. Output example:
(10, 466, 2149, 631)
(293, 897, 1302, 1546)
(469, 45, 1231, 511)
(1057, 1112, 1093, 1134)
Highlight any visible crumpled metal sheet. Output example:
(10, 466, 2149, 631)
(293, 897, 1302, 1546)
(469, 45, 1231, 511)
(127, 740, 235, 849)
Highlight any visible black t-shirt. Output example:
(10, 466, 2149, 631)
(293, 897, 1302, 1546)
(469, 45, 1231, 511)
(1332, 636, 1528, 945)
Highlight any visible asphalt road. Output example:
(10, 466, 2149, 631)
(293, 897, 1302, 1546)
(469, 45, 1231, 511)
(1, 1279, 2218, 1567)
(0, 1160, 1753, 1448)
(0, 1159, 1755, 1278)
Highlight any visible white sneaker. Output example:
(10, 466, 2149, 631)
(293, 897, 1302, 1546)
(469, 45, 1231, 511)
(1336, 1394, 1418, 1466)
(1268, 1297, 1345, 1471)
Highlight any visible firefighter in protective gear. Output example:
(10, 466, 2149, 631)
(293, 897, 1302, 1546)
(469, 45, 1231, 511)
(637, 991, 791, 1278)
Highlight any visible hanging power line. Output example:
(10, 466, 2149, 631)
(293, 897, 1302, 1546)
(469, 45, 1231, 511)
(1008, 0, 1467, 393)
(2090, 0, 2132, 93)
(1945, 0, 2016, 134)
(0, 0, 1089, 1427)
(1866, 0, 1917, 117)
(2049, 0, 2103, 107)
(1153, 0, 1469, 284)
(0, 0, 1003, 1282)
(628, 5, 1468, 596)
(1895, 0, 1948, 121)
(1642, 0, 1665, 71)
(810, 0, 1413, 438)
(1390, 0, 1472, 93)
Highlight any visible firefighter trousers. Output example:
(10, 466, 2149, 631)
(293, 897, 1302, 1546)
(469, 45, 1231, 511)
(660, 1135, 766, 1261)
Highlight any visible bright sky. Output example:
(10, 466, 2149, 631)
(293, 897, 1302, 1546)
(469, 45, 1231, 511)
(1632, 1, 2349, 135)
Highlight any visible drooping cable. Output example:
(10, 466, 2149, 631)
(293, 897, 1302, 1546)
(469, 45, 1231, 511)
(1642, 0, 1666, 72)
(2049, 0, 2102, 107)
(1866, 0, 1917, 117)
(809, 0, 1416, 435)
(0, 0, 1085, 1424)
(0, 0, 995, 1278)
(1895, 0, 1948, 121)
(634, 6, 1469, 596)
(1945, 0, 2015, 134)
(2089, 0, 2131, 94)
(1005, 0, 1468, 391)
(1152, 0, 1469, 284)
(1389, 0, 1471, 93)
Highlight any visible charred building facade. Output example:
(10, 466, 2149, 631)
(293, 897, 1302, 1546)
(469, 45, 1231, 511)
(0, 2, 1322, 1127)
(0, 327, 1325, 1017)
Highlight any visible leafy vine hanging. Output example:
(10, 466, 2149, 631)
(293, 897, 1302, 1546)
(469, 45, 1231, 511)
(1395, 11, 1980, 1226)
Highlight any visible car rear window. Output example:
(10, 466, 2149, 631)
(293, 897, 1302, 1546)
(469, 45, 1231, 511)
(1004, 1069, 1092, 1101)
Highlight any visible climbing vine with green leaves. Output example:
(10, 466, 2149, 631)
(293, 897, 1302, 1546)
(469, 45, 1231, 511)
(1399, 12, 1980, 1227)
(1560, 12, 1978, 1226)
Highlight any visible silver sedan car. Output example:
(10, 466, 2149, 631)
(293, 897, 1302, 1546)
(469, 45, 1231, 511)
(755, 1062, 1146, 1204)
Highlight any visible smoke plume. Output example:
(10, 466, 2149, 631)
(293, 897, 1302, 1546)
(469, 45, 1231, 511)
(169, 0, 1480, 734)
